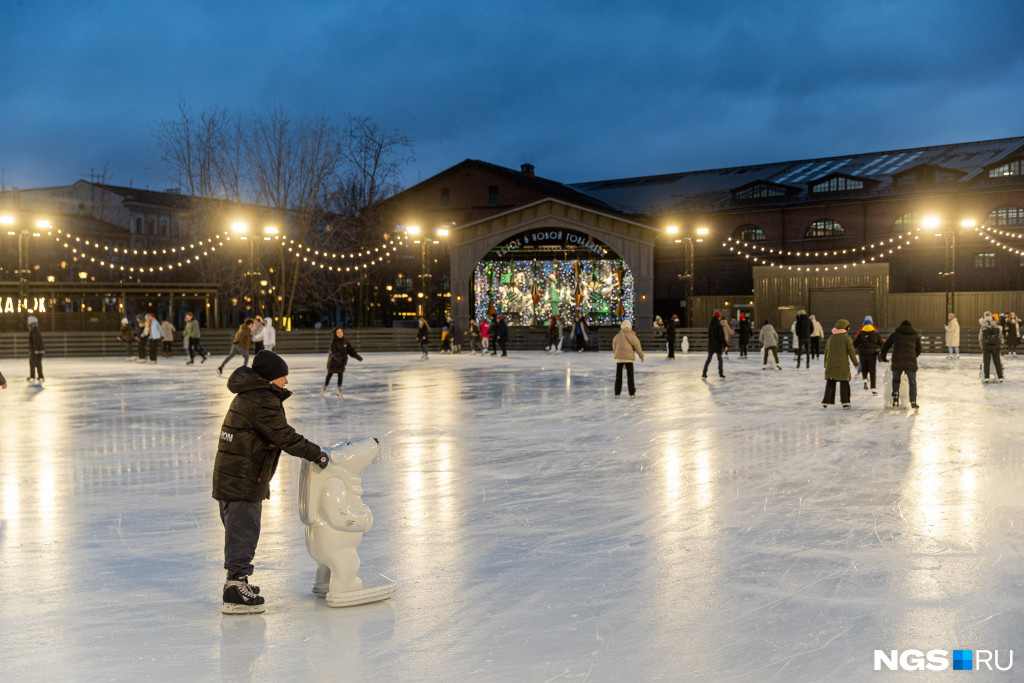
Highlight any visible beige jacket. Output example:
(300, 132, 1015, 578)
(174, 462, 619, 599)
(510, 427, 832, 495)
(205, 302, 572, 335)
(612, 329, 645, 363)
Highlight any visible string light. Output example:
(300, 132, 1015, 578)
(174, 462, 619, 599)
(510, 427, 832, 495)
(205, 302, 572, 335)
(723, 231, 920, 271)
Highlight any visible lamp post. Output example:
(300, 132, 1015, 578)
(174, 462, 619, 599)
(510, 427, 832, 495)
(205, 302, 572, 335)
(231, 221, 278, 317)
(667, 225, 708, 327)
(402, 225, 449, 322)
(924, 216, 975, 316)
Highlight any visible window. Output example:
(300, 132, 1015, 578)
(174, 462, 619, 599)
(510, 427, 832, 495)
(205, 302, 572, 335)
(934, 170, 956, 183)
(488, 186, 499, 206)
(892, 212, 919, 233)
(734, 225, 766, 242)
(735, 182, 787, 199)
(810, 176, 863, 193)
(134, 217, 143, 234)
(974, 252, 996, 269)
(986, 206, 1024, 227)
(160, 219, 169, 237)
(896, 174, 916, 186)
(440, 188, 450, 208)
(989, 160, 1023, 178)
(804, 220, 844, 239)
(147, 218, 156, 235)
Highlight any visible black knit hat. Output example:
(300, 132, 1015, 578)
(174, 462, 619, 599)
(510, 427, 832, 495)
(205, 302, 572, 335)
(252, 350, 289, 381)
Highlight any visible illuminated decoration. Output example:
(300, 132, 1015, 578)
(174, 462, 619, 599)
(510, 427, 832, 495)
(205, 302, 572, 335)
(1, 297, 47, 314)
(474, 259, 633, 325)
(979, 224, 1024, 240)
(723, 230, 922, 272)
(282, 236, 398, 261)
(976, 225, 1024, 255)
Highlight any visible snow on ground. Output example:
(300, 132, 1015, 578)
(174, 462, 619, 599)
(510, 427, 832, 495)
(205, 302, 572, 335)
(1, 349, 1024, 681)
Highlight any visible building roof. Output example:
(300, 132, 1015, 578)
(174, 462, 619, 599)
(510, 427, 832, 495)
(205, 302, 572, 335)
(569, 136, 1024, 215)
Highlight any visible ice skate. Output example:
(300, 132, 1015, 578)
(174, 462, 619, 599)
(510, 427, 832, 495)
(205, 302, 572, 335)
(891, 394, 899, 408)
(761, 366, 767, 371)
(842, 403, 850, 410)
(217, 366, 223, 376)
(186, 360, 194, 365)
(822, 403, 828, 409)
(863, 380, 868, 390)
(776, 364, 782, 371)
(320, 386, 327, 396)
(872, 389, 878, 395)
(222, 576, 265, 615)
(911, 402, 919, 411)
(201, 354, 208, 364)
(336, 388, 343, 398)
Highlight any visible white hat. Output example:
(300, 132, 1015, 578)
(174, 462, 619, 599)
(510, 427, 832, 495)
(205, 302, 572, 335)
(620, 320, 632, 330)
(121, 317, 129, 325)
(27, 315, 38, 325)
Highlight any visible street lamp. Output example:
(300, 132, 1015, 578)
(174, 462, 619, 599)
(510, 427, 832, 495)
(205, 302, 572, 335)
(667, 224, 709, 327)
(924, 215, 976, 315)
(401, 224, 449, 321)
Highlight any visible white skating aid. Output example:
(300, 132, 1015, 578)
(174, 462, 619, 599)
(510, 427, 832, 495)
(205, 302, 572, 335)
(298, 437, 395, 607)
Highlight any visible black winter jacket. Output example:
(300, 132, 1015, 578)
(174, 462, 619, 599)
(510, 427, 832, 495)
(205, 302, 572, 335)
(794, 314, 812, 340)
(880, 323, 921, 371)
(212, 367, 322, 502)
(327, 334, 362, 372)
(416, 324, 430, 343)
(29, 326, 44, 353)
(665, 318, 677, 341)
(738, 319, 752, 344)
(853, 328, 883, 355)
(707, 317, 727, 353)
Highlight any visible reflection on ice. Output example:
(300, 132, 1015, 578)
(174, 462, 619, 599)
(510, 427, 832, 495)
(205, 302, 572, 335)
(2, 353, 1024, 679)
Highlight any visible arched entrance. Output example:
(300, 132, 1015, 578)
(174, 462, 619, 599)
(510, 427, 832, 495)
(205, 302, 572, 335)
(473, 229, 633, 326)
(447, 198, 658, 327)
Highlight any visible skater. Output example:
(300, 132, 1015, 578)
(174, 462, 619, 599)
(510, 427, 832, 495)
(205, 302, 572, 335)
(737, 313, 751, 358)
(809, 315, 824, 359)
(440, 321, 451, 354)
(491, 313, 509, 357)
(218, 319, 254, 375)
(666, 314, 678, 359)
(469, 319, 483, 354)
(480, 317, 490, 353)
(1005, 312, 1020, 358)
(720, 313, 732, 357)
(571, 314, 589, 352)
(135, 314, 148, 363)
(978, 311, 1004, 382)
(261, 317, 276, 352)
(161, 317, 176, 358)
(321, 328, 362, 397)
(793, 310, 812, 368)
(145, 313, 163, 364)
(853, 320, 882, 394)
(759, 319, 781, 370)
(251, 316, 266, 353)
(450, 318, 462, 354)
(117, 317, 136, 361)
(545, 315, 561, 353)
(702, 312, 727, 380)
(184, 312, 209, 365)
(944, 312, 960, 358)
(880, 319, 922, 408)
(0, 367, 6, 389)
(612, 320, 644, 397)
(212, 350, 330, 614)
(822, 318, 857, 408)
(416, 317, 430, 359)
(27, 315, 45, 383)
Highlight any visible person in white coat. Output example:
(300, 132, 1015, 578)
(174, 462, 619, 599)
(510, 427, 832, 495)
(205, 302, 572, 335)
(809, 315, 825, 359)
(262, 317, 277, 351)
(944, 312, 960, 359)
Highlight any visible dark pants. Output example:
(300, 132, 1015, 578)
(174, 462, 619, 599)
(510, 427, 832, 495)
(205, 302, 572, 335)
(254, 341, 265, 353)
(763, 346, 779, 365)
(703, 350, 723, 377)
(614, 362, 636, 396)
(859, 353, 877, 389)
(163, 340, 173, 357)
(892, 368, 918, 402)
(324, 370, 345, 387)
(124, 340, 135, 358)
(810, 337, 821, 358)
(220, 344, 249, 370)
(29, 353, 43, 380)
(493, 337, 507, 356)
(983, 350, 1004, 379)
(795, 338, 810, 366)
(823, 379, 851, 405)
(188, 338, 207, 361)
(667, 336, 675, 358)
(575, 335, 586, 352)
(149, 339, 160, 362)
(137, 337, 147, 359)
(739, 341, 749, 358)
(218, 499, 262, 577)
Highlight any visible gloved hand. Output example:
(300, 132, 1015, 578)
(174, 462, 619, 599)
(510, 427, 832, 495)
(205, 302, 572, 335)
(315, 451, 330, 470)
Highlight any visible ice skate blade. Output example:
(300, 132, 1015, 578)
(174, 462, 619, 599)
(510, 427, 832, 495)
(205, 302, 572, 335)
(325, 578, 395, 607)
(222, 602, 266, 615)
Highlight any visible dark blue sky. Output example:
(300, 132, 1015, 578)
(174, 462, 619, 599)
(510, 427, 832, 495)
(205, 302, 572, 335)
(2, 0, 1023, 192)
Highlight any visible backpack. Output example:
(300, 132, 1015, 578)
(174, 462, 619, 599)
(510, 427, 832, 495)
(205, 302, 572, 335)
(983, 325, 1000, 343)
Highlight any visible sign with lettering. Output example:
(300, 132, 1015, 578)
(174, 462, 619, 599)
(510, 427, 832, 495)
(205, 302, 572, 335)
(1, 297, 47, 314)
(492, 229, 608, 258)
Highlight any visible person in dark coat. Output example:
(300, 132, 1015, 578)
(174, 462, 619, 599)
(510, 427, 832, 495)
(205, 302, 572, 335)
(117, 317, 136, 361)
(793, 310, 812, 368)
(853, 322, 883, 394)
(666, 314, 678, 359)
(702, 312, 727, 380)
(491, 314, 508, 357)
(978, 311, 1004, 382)
(27, 315, 45, 383)
(880, 319, 922, 408)
(823, 318, 858, 408)
(737, 314, 752, 359)
(416, 317, 430, 360)
(0, 367, 7, 389)
(321, 328, 363, 397)
(212, 351, 328, 614)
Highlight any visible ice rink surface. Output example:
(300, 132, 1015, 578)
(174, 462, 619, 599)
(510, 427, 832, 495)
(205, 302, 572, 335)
(2, 349, 1024, 681)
